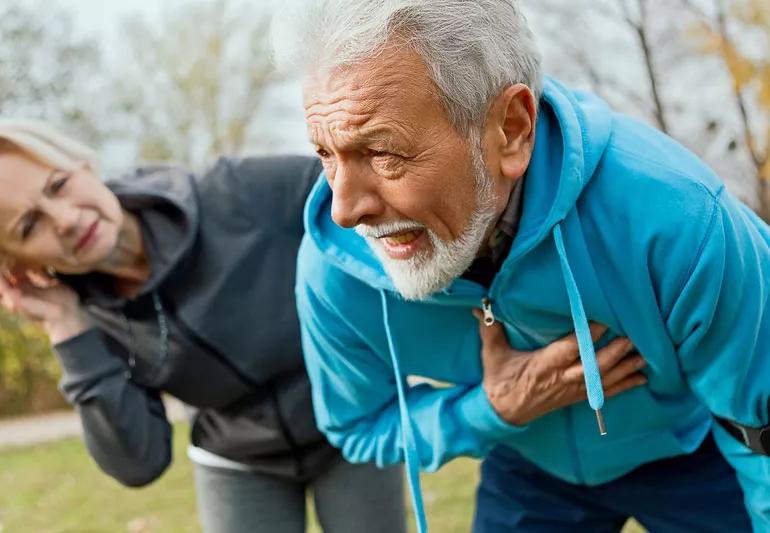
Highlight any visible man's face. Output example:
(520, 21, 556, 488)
(303, 46, 511, 300)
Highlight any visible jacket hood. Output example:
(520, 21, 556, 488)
(303, 76, 613, 291)
(63, 166, 199, 308)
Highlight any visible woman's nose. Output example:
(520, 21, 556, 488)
(40, 198, 80, 236)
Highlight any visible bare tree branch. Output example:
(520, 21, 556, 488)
(632, 0, 671, 133)
(714, 0, 764, 168)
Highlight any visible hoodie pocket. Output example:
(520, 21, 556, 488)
(190, 389, 292, 460)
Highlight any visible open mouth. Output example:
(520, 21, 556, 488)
(379, 229, 427, 259)
(75, 219, 100, 253)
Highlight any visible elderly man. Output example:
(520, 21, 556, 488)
(272, 1, 770, 531)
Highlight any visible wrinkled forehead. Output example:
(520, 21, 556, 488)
(302, 48, 449, 145)
(304, 46, 443, 111)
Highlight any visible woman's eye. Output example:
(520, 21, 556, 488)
(50, 175, 69, 194)
(315, 147, 331, 159)
(21, 213, 39, 240)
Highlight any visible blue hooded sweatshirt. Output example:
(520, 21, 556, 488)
(296, 77, 770, 531)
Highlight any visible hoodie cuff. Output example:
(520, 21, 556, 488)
(458, 385, 528, 440)
(54, 328, 125, 381)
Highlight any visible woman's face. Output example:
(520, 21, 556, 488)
(0, 149, 123, 274)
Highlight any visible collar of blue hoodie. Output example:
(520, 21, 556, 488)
(304, 76, 614, 532)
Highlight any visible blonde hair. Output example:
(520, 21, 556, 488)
(0, 120, 98, 269)
(0, 119, 97, 171)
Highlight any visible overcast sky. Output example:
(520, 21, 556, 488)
(53, 0, 311, 165)
(43, 0, 755, 199)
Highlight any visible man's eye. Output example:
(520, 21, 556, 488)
(50, 175, 69, 194)
(21, 213, 39, 240)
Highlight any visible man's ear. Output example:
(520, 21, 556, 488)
(485, 83, 537, 180)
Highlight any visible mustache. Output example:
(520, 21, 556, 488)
(355, 220, 426, 239)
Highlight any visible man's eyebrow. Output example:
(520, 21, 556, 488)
(5, 168, 59, 236)
(311, 127, 407, 150)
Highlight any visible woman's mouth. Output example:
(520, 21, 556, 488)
(75, 219, 100, 253)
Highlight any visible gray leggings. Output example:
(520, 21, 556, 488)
(193, 456, 407, 533)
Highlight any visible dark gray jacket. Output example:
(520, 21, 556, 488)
(54, 156, 337, 486)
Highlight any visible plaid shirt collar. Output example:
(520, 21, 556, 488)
(487, 176, 525, 268)
(460, 176, 525, 288)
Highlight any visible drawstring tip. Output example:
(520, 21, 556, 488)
(595, 409, 607, 436)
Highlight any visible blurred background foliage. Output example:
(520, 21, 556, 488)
(0, 0, 768, 418)
(0, 309, 65, 417)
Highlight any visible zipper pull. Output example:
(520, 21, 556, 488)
(481, 297, 495, 327)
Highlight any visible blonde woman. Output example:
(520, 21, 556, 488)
(0, 120, 407, 533)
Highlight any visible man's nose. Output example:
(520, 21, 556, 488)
(330, 162, 384, 228)
(40, 198, 80, 236)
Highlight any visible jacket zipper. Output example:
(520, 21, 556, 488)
(481, 297, 495, 325)
(565, 406, 585, 484)
(481, 294, 586, 483)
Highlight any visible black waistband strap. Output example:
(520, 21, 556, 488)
(715, 399, 770, 456)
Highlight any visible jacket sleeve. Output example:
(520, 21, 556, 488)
(54, 328, 172, 487)
(295, 239, 525, 472)
(664, 188, 770, 528)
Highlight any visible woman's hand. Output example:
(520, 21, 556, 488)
(0, 269, 90, 345)
(474, 310, 647, 427)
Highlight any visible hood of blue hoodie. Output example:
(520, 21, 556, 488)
(304, 76, 613, 288)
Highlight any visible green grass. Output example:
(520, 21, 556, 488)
(0, 424, 644, 532)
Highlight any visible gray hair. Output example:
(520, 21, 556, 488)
(271, 0, 542, 137)
(0, 119, 97, 171)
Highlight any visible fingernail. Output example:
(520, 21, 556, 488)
(635, 358, 647, 369)
(625, 339, 635, 352)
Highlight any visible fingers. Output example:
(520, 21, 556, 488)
(0, 279, 68, 320)
(12, 293, 60, 322)
(25, 268, 59, 288)
(562, 336, 638, 383)
(604, 373, 647, 398)
(545, 322, 608, 365)
(600, 352, 647, 389)
(588, 322, 609, 342)
(0, 272, 10, 293)
(0, 275, 19, 311)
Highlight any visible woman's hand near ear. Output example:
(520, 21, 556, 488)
(0, 270, 90, 345)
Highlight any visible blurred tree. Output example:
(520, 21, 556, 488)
(0, 309, 65, 417)
(0, 1, 108, 147)
(688, 0, 770, 219)
(522, 0, 764, 209)
(113, 0, 278, 169)
(522, 0, 689, 134)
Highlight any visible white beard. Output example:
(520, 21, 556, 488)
(356, 142, 499, 301)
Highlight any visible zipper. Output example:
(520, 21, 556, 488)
(564, 406, 585, 484)
(481, 297, 495, 326)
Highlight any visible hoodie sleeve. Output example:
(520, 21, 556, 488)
(664, 187, 770, 528)
(296, 239, 525, 472)
(54, 328, 172, 487)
